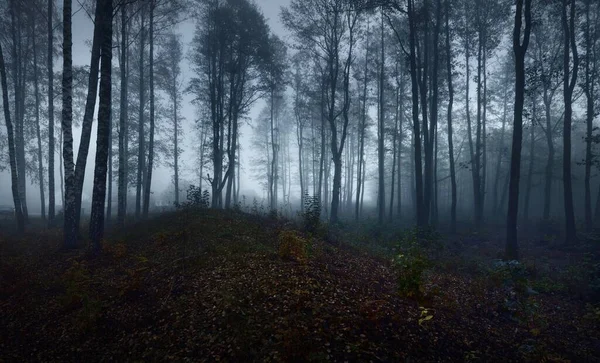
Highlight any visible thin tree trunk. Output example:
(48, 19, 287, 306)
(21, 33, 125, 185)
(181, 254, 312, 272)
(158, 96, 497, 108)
(32, 15, 46, 220)
(0, 42, 24, 233)
(445, 0, 456, 233)
(378, 9, 385, 224)
(48, 0, 56, 227)
(136, 5, 146, 218)
(562, 0, 579, 244)
(117, 3, 128, 226)
(143, 0, 155, 218)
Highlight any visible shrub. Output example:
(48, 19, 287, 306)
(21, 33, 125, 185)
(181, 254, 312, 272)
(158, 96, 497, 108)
(393, 229, 432, 298)
(490, 260, 529, 293)
(278, 230, 310, 263)
(180, 185, 210, 209)
(301, 194, 321, 233)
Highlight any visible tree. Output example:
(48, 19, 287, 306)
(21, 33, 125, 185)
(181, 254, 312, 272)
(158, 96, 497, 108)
(117, 1, 129, 227)
(61, 0, 77, 248)
(191, 0, 271, 209)
(157, 31, 184, 206)
(89, 0, 113, 251)
(562, 0, 579, 244)
(0, 41, 24, 234)
(506, 0, 532, 261)
(143, 0, 156, 218)
(581, 0, 599, 230)
(377, 8, 385, 224)
(445, 0, 457, 233)
(47, 0, 56, 227)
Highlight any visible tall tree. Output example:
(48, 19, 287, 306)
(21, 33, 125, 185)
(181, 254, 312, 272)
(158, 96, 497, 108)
(377, 9, 385, 224)
(562, 0, 578, 244)
(89, 0, 113, 250)
(61, 0, 77, 248)
(506, 0, 532, 260)
(445, 0, 457, 233)
(47, 0, 56, 227)
(117, 2, 129, 226)
(143, 0, 156, 218)
(0, 42, 24, 233)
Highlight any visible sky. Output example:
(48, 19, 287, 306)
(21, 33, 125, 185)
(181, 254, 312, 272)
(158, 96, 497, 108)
(0, 0, 292, 213)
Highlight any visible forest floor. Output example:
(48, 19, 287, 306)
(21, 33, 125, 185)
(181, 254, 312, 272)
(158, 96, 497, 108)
(0, 209, 599, 362)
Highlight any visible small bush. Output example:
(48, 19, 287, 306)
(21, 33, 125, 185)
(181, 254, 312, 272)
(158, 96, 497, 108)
(301, 194, 321, 233)
(278, 230, 310, 263)
(179, 185, 210, 209)
(393, 229, 432, 298)
(490, 260, 529, 293)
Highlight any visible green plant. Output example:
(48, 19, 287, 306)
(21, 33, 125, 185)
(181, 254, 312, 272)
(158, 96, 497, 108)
(180, 185, 210, 209)
(393, 229, 432, 298)
(490, 260, 529, 293)
(301, 194, 321, 233)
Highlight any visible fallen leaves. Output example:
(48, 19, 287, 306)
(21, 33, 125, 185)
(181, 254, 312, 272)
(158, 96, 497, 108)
(0, 210, 598, 361)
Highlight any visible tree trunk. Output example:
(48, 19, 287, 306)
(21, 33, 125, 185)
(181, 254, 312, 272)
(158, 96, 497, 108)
(506, 0, 532, 261)
(72, 0, 105, 233)
(89, 0, 113, 251)
(143, 0, 155, 218)
(378, 10, 385, 224)
(409, 0, 425, 228)
(32, 15, 46, 220)
(445, 0, 457, 233)
(48, 0, 56, 227)
(61, 0, 77, 248)
(0, 42, 24, 233)
(524, 104, 535, 222)
(136, 5, 146, 218)
(562, 0, 579, 244)
(117, 3, 128, 226)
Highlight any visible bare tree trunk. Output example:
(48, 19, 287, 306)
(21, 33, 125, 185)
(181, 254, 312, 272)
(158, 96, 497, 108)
(377, 10, 385, 224)
(493, 59, 510, 214)
(10, 0, 29, 223)
(32, 15, 46, 220)
(356, 25, 369, 221)
(48, 0, 56, 227)
(117, 3, 128, 226)
(143, 0, 155, 218)
(0, 42, 24, 233)
(583, 0, 596, 231)
(506, 0, 532, 260)
(90, 0, 112, 251)
(173, 88, 179, 205)
(409, 0, 425, 228)
(136, 5, 146, 218)
(524, 103, 536, 222)
(562, 0, 579, 244)
(61, 0, 77, 248)
(72, 0, 104, 233)
(445, 0, 456, 233)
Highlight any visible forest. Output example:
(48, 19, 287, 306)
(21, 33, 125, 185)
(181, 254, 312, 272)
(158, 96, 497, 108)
(0, 0, 599, 360)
